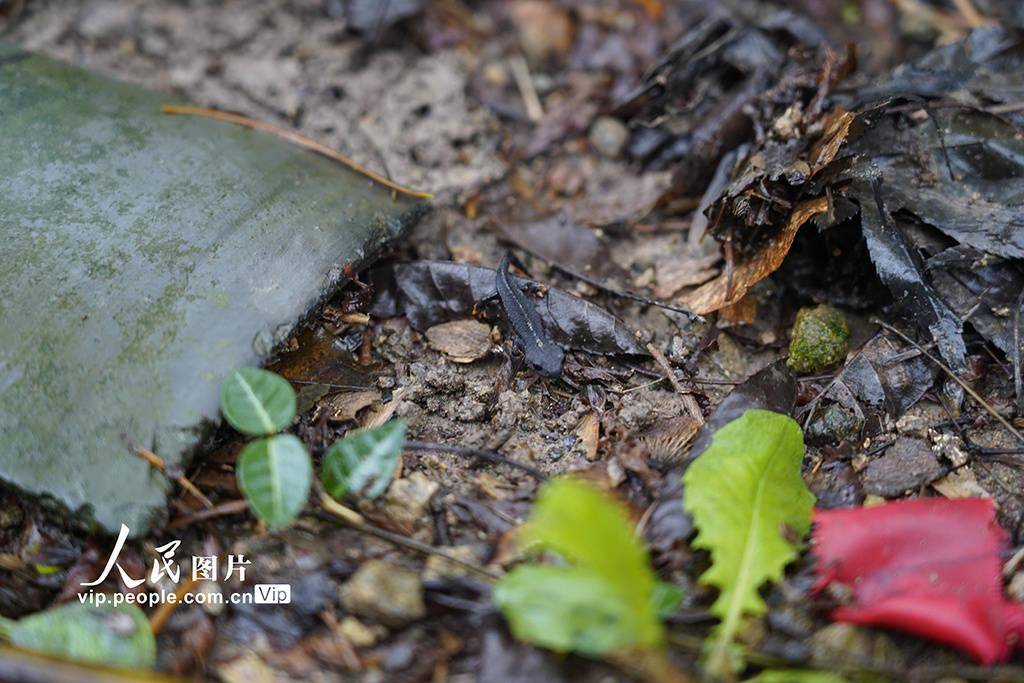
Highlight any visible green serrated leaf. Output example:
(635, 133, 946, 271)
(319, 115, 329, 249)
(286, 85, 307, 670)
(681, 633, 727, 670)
(221, 368, 296, 436)
(0, 602, 155, 669)
(237, 434, 312, 528)
(321, 420, 406, 500)
(682, 409, 814, 678)
(494, 477, 669, 655)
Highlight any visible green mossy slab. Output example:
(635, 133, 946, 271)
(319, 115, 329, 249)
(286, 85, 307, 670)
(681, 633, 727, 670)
(0, 45, 426, 535)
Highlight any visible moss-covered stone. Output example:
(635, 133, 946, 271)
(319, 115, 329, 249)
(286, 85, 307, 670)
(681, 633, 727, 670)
(0, 44, 426, 535)
(787, 305, 850, 375)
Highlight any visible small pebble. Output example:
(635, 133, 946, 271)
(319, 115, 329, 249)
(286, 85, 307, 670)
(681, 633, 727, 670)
(589, 116, 629, 158)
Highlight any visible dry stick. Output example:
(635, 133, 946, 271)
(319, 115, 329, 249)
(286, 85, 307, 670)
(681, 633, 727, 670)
(149, 577, 199, 635)
(509, 55, 544, 122)
(125, 439, 214, 509)
(988, 101, 1024, 115)
(160, 105, 433, 199)
(646, 342, 704, 424)
(498, 235, 705, 321)
(404, 440, 547, 481)
(288, 379, 376, 390)
(317, 493, 500, 581)
(164, 499, 250, 531)
(874, 320, 1024, 444)
(951, 0, 989, 27)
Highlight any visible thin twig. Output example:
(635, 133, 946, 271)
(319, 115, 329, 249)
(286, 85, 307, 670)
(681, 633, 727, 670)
(287, 379, 376, 390)
(149, 577, 199, 635)
(160, 104, 432, 199)
(508, 55, 543, 122)
(497, 230, 704, 322)
(404, 440, 546, 481)
(647, 343, 704, 423)
(951, 0, 988, 27)
(987, 101, 1024, 115)
(874, 320, 1024, 444)
(124, 438, 213, 509)
(317, 493, 500, 581)
(164, 499, 250, 531)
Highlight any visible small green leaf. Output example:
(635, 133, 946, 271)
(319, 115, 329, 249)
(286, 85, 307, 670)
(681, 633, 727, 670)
(683, 409, 814, 678)
(221, 368, 296, 436)
(0, 602, 155, 668)
(494, 477, 670, 655)
(494, 565, 639, 655)
(237, 434, 312, 528)
(651, 581, 684, 618)
(321, 421, 406, 500)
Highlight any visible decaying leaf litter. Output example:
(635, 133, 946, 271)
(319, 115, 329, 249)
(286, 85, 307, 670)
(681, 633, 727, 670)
(5, 0, 1024, 681)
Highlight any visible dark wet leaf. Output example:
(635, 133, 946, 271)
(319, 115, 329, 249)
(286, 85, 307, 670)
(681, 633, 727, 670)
(0, 602, 155, 669)
(857, 26, 1024, 105)
(855, 178, 967, 370)
(689, 360, 798, 458)
(843, 108, 1024, 262)
(927, 246, 1024, 357)
(497, 213, 625, 285)
(369, 261, 645, 356)
(849, 334, 938, 416)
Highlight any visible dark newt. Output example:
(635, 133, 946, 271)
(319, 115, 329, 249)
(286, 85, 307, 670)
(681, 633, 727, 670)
(495, 253, 565, 377)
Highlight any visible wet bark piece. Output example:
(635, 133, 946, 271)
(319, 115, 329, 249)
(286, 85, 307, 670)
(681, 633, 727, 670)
(0, 46, 425, 535)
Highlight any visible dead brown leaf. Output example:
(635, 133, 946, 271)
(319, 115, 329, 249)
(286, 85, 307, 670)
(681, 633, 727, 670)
(575, 412, 601, 461)
(321, 389, 381, 423)
(425, 319, 493, 363)
(809, 107, 856, 172)
(718, 294, 758, 326)
(679, 197, 828, 314)
(634, 415, 702, 465)
(653, 251, 720, 299)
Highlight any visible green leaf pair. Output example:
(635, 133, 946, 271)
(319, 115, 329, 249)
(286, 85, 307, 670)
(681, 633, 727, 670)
(221, 368, 311, 528)
(493, 477, 677, 656)
(222, 368, 408, 528)
(683, 409, 815, 678)
(0, 602, 155, 669)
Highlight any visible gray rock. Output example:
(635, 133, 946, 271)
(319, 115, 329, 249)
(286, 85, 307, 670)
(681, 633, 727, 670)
(341, 560, 426, 628)
(863, 437, 945, 498)
(806, 403, 864, 447)
(382, 472, 439, 527)
(0, 45, 425, 535)
(589, 116, 629, 158)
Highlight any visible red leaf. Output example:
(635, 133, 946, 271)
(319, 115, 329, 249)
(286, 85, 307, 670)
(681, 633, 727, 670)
(813, 498, 1024, 663)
